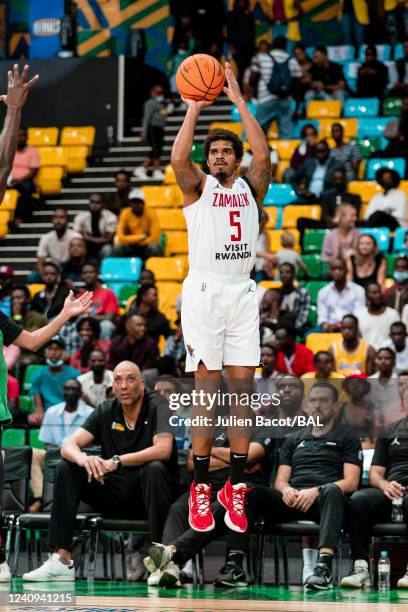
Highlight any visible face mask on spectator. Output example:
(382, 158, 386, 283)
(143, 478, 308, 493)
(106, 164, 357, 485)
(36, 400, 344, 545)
(46, 358, 64, 368)
(91, 364, 105, 377)
(393, 271, 408, 282)
(155, 95, 164, 102)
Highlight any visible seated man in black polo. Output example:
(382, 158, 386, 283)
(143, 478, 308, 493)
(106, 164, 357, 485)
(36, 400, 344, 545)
(250, 381, 362, 591)
(341, 415, 408, 589)
(22, 360, 178, 582)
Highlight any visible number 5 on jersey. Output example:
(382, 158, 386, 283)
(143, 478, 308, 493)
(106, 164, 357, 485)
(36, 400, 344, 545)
(229, 211, 241, 242)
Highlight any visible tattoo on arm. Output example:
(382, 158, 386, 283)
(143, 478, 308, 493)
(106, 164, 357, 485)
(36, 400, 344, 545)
(246, 158, 271, 206)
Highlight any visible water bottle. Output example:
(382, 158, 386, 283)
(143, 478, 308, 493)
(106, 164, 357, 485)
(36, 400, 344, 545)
(392, 496, 404, 522)
(378, 550, 390, 592)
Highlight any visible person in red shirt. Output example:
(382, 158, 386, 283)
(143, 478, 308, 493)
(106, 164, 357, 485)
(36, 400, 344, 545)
(69, 317, 110, 373)
(9, 126, 41, 225)
(273, 323, 315, 377)
(79, 261, 119, 339)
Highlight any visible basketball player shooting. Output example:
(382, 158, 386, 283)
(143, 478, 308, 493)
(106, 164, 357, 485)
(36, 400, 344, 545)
(171, 63, 271, 533)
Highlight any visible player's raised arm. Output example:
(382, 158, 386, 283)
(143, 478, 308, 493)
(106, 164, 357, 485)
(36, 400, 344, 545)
(223, 62, 271, 207)
(170, 100, 210, 204)
(0, 64, 39, 202)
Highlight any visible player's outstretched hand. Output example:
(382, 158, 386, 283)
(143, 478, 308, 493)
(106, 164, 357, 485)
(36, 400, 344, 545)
(0, 64, 39, 108)
(181, 97, 214, 111)
(62, 290, 93, 319)
(223, 62, 244, 105)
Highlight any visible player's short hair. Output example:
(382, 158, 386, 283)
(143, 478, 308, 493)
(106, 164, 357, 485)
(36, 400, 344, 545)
(204, 129, 244, 163)
(310, 381, 339, 402)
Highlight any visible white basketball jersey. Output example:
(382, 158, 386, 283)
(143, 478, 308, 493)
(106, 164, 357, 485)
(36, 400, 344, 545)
(183, 175, 260, 277)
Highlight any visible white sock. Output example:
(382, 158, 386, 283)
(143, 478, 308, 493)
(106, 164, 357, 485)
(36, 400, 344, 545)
(302, 548, 318, 584)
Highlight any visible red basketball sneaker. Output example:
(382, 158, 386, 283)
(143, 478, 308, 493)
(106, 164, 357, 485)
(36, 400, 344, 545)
(188, 482, 215, 532)
(217, 480, 252, 533)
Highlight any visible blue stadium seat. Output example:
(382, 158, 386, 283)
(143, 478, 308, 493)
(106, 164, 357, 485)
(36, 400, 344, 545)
(264, 184, 297, 206)
(394, 43, 404, 60)
(100, 257, 142, 282)
(344, 62, 361, 91)
(230, 102, 256, 122)
(292, 119, 319, 138)
(358, 44, 391, 61)
(361, 227, 391, 253)
(365, 158, 406, 180)
(358, 117, 397, 137)
(327, 45, 355, 62)
(393, 227, 408, 253)
(344, 98, 379, 118)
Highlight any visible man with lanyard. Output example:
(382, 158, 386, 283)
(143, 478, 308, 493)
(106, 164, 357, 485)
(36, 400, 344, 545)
(0, 64, 93, 581)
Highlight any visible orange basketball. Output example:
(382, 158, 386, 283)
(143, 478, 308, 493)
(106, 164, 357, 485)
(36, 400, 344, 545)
(176, 54, 225, 102)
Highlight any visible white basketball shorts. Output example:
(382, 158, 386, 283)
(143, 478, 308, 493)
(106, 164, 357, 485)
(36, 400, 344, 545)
(181, 270, 260, 372)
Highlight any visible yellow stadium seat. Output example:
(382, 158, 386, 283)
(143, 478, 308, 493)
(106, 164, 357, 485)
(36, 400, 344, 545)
(359, 203, 368, 220)
(145, 257, 187, 282)
(0, 190, 18, 211)
(319, 118, 358, 139)
(275, 160, 290, 182)
(267, 229, 300, 252)
(384, 278, 394, 289)
(165, 231, 188, 256)
(156, 281, 182, 325)
(270, 139, 300, 160)
(264, 207, 277, 229)
(307, 100, 342, 119)
(267, 121, 279, 140)
(28, 284, 45, 297)
(36, 167, 64, 195)
(158, 335, 167, 355)
(0, 210, 11, 224)
(38, 147, 68, 167)
(156, 209, 186, 231)
(400, 181, 408, 198)
(27, 127, 58, 147)
(282, 205, 321, 229)
(306, 332, 342, 353)
(348, 180, 382, 203)
(62, 146, 88, 173)
(0, 224, 7, 238)
(142, 185, 183, 209)
(260, 280, 298, 289)
(209, 122, 243, 138)
(164, 164, 176, 185)
(60, 126, 95, 150)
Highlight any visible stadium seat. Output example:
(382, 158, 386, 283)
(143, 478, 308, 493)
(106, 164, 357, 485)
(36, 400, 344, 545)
(298, 254, 328, 279)
(209, 122, 243, 138)
(304, 281, 327, 305)
(344, 62, 361, 90)
(100, 257, 142, 282)
(401, 181, 408, 198)
(365, 158, 406, 180)
(1, 429, 26, 447)
(190, 143, 204, 163)
(319, 118, 358, 139)
(306, 332, 342, 353)
(264, 207, 277, 229)
(118, 284, 138, 307)
(0, 210, 11, 225)
(353, 137, 381, 159)
(386, 253, 399, 275)
(28, 284, 45, 298)
(156, 208, 186, 230)
(382, 97, 402, 116)
(292, 119, 319, 138)
(393, 228, 408, 252)
(275, 160, 290, 182)
(163, 164, 176, 184)
(22, 364, 42, 393)
(344, 98, 379, 118)
(62, 145, 88, 173)
(36, 167, 64, 195)
(327, 45, 355, 62)
(303, 229, 329, 253)
(0, 224, 6, 238)
(362, 227, 391, 252)
(230, 102, 257, 121)
(142, 185, 183, 209)
(358, 44, 391, 61)
(259, 280, 282, 289)
(60, 126, 95, 150)
(29, 429, 45, 450)
(270, 139, 300, 160)
(394, 43, 404, 60)
(385, 61, 398, 88)
(156, 281, 182, 325)
(306, 100, 341, 119)
(18, 395, 34, 413)
(348, 180, 382, 202)
(266, 120, 279, 140)
(282, 205, 321, 229)
(0, 190, 18, 211)
(165, 231, 188, 256)
(358, 117, 397, 138)
(264, 183, 297, 206)
(27, 127, 58, 147)
(38, 147, 68, 167)
(145, 257, 187, 282)
(308, 304, 318, 326)
(267, 229, 300, 252)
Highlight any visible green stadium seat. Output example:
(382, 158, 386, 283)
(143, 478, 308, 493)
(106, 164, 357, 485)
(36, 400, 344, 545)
(303, 230, 329, 253)
(308, 305, 318, 326)
(382, 97, 402, 116)
(385, 254, 399, 276)
(2, 428, 26, 447)
(305, 281, 327, 304)
(22, 364, 42, 394)
(190, 143, 204, 163)
(19, 395, 34, 413)
(298, 254, 328, 279)
(29, 429, 45, 450)
(353, 137, 381, 159)
(118, 284, 138, 307)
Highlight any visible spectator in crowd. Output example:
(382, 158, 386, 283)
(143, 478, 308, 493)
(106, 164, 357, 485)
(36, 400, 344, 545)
(3, 343, 20, 372)
(392, 39, 408, 95)
(317, 259, 366, 332)
(329, 315, 375, 376)
(79, 261, 119, 339)
(274, 323, 315, 377)
(240, 146, 279, 182)
(291, 141, 342, 203)
(30, 336, 80, 426)
(346, 234, 386, 289)
(33, 209, 80, 282)
(382, 321, 408, 375)
(108, 314, 158, 371)
(285, 124, 318, 181)
(385, 255, 408, 314)
(356, 282, 400, 351)
(368, 348, 399, 425)
(112, 189, 162, 260)
(78, 349, 114, 408)
(31, 263, 70, 321)
(341, 412, 408, 589)
(7, 371, 19, 416)
(321, 204, 360, 263)
(134, 85, 169, 182)
(254, 212, 274, 281)
(329, 123, 361, 181)
(364, 169, 407, 229)
(73, 193, 117, 259)
(11, 285, 47, 332)
(399, 94, 408, 143)
(356, 44, 388, 99)
(226, 0, 255, 86)
(169, 0, 194, 54)
(382, 370, 408, 427)
(69, 318, 110, 374)
(60, 237, 89, 285)
(140, 269, 156, 286)
(8, 126, 40, 224)
(129, 284, 172, 343)
(30, 379, 94, 513)
(105, 170, 132, 216)
(371, 118, 407, 162)
(58, 317, 82, 359)
(337, 0, 368, 48)
(22, 361, 178, 583)
(278, 263, 311, 336)
(254, 344, 279, 396)
(292, 44, 312, 107)
(304, 45, 346, 103)
(273, 233, 308, 276)
(192, 0, 225, 58)
(163, 311, 185, 373)
(301, 351, 344, 383)
(0, 266, 14, 317)
(259, 288, 285, 344)
(338, 374, 375, 449)
(249, 36, 301, 138)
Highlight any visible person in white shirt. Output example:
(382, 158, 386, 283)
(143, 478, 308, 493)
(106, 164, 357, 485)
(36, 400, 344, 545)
(382, 321, 408, 375)
(364, 168, 407, 229)
(356, 282, 400, 351)
(367, 347, 399, 427)
(77, 349, 114, 408)
(317, 258, 366, 332)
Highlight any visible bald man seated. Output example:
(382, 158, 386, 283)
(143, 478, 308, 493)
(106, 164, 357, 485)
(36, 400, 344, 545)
(23, 361, 179, 582)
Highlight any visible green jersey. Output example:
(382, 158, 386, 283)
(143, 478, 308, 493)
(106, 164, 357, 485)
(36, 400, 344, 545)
(0, 312, 22, 425)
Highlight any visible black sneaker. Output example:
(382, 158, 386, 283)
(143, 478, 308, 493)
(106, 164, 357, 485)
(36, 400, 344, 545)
(214, 562, 248, 588)
(304, 563, 333, 590)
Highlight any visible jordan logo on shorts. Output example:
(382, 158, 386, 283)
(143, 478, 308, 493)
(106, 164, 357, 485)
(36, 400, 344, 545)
(201, 283, 207, 292)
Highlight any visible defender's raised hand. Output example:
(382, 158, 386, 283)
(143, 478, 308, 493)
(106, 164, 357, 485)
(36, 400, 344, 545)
(0, 64, 39, 108)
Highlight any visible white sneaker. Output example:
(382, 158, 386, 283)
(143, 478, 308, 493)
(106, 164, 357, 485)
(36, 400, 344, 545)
(159, 560, 181, 587)
(0, 561, 11, 582)
(340, 559, 371, 588)
(133, 167, 148, 180)
(182, 558, 194, 581)
(144, 543, 174, 572)
(22, 553, 75, 582)
(398, 565, 408, 588)
(147, 568, 163, 586)
(302, 549, 318, 585)
(152, 169, 165, 181)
